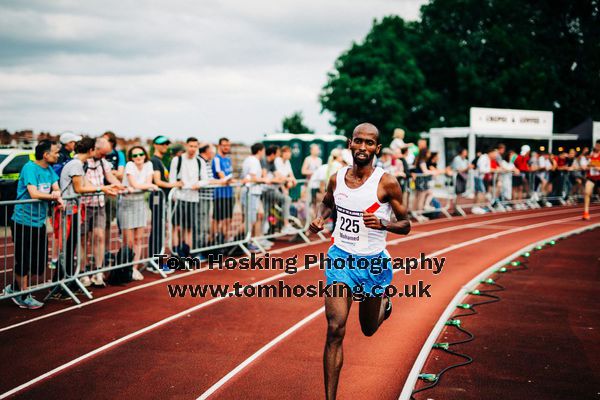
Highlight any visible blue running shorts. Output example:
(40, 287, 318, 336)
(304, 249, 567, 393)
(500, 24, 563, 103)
(325, 244, 393, 296)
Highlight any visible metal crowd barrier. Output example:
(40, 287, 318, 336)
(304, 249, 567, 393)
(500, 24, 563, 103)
(72, 189, 169, 287)
(167, 182, 252, 258)
(167, 180, 312, 257)
(249, 179, 311, 252)
(406, 172, 456, 221)
(0, 197, 84, 304)
(3, 163, 596, 306)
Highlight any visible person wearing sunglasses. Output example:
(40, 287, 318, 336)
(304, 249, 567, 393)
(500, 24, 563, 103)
(118, 146, 158, 281)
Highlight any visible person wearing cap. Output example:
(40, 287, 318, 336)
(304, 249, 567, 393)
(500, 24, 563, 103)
(53, 132, 82, 177)
(513, 144, 531, 204)
(148, 136, 182, 271)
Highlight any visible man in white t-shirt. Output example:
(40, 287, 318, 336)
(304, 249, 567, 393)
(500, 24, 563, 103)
(473, 148, 497, 213)
(242, 143, 269, 251)
(169, 137, 209, 256)
(197, 143, 224, 248)
(273, 145, 297, 235)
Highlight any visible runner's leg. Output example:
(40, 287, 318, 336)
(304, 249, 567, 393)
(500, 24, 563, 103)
(324, 288, 352, 400)
(358, 296, 387, 337)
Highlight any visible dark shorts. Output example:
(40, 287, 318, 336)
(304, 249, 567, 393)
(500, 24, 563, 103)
(586, 178, 600, 190)
(11, 222, 48, 276)
(483, 177, 493, 191)
(214, 197, 234, 221)
(84, 206, 106, 233)
(512, 175, 523, 187)
(172, 200, 196, 230)
(415, 175, 432, 192)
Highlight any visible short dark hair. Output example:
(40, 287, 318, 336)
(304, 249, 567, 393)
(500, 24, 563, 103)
(266, 145, 279, 157)
(127, 145, 149, 162)
(35, 140, 55, 160)
(199, 144, 210, 154)
(251, 143, 264, 155)
(103, 131, 117, 148)
(218, 137, 229, 145)
(75, 137, 96, 154)
(186, 137, 198, 144)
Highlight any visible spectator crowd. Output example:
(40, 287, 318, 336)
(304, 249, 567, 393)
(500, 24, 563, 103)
(4, 127, 600, 309)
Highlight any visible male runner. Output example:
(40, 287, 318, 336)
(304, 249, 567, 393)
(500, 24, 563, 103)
(309, 122, 411, 400)
(583, 139, 600, 220)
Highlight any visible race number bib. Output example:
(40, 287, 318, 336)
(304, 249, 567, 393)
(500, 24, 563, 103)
(335, 205, 369, 252)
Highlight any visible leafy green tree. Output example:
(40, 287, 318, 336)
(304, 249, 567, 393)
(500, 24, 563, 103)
(320, 16, 433, 144)
(320, 1, 600, 135)
(281, 111, 315, 133)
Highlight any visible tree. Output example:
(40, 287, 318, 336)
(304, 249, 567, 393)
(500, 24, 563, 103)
(320, 1, 600, 137)
(320, 16, 433, 145)
(281, 111, 314, 133)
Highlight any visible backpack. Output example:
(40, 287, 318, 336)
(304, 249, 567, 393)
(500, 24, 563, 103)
(107, 246, 135, 285)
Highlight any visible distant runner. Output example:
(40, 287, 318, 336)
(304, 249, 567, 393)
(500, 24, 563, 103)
(583, 139, 600, 220)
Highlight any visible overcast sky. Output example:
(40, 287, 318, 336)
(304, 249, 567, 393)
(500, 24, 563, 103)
(0, 0, 426, 144)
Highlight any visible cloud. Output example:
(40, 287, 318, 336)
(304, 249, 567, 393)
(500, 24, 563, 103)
(0, 0, 426, 143)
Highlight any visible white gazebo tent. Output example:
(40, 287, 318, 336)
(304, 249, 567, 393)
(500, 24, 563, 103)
(426, 107, 579, 167)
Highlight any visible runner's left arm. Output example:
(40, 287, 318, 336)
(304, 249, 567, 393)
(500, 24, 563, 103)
(363, 173, 410, 235)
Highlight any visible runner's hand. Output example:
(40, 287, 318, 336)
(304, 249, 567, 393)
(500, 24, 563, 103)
(309, 216, 325, 234)
(363, 212, 384, 230)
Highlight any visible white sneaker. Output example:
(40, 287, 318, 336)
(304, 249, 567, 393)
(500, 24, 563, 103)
(281, 225, 297, 235)
(471, 206, 485, 215)
(544, 201, 553, 207)
(91, 272, 106, 287)
(259, 239, 274, 249)
(80, 276, 92, 287)
(132, 269, 144, 281)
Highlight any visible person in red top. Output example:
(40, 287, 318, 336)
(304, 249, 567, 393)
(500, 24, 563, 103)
(513, 145, 531, 201)
(583, 140, 600, 220)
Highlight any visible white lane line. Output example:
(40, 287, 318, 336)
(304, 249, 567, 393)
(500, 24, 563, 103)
(2, 212, 594, 400)
(197, 307, 325, 400)
(0, 206, 593, 334)
(0, 239, 327, 333)
(193, 212, 597, 399)
(1, 205, 585, 334)
(398, 222, 600, 400)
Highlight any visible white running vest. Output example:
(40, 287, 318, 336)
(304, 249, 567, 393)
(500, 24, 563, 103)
(332, 166, 392, 255)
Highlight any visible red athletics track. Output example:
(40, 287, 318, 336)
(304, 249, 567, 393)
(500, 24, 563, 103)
(0, 205, 598, 400)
